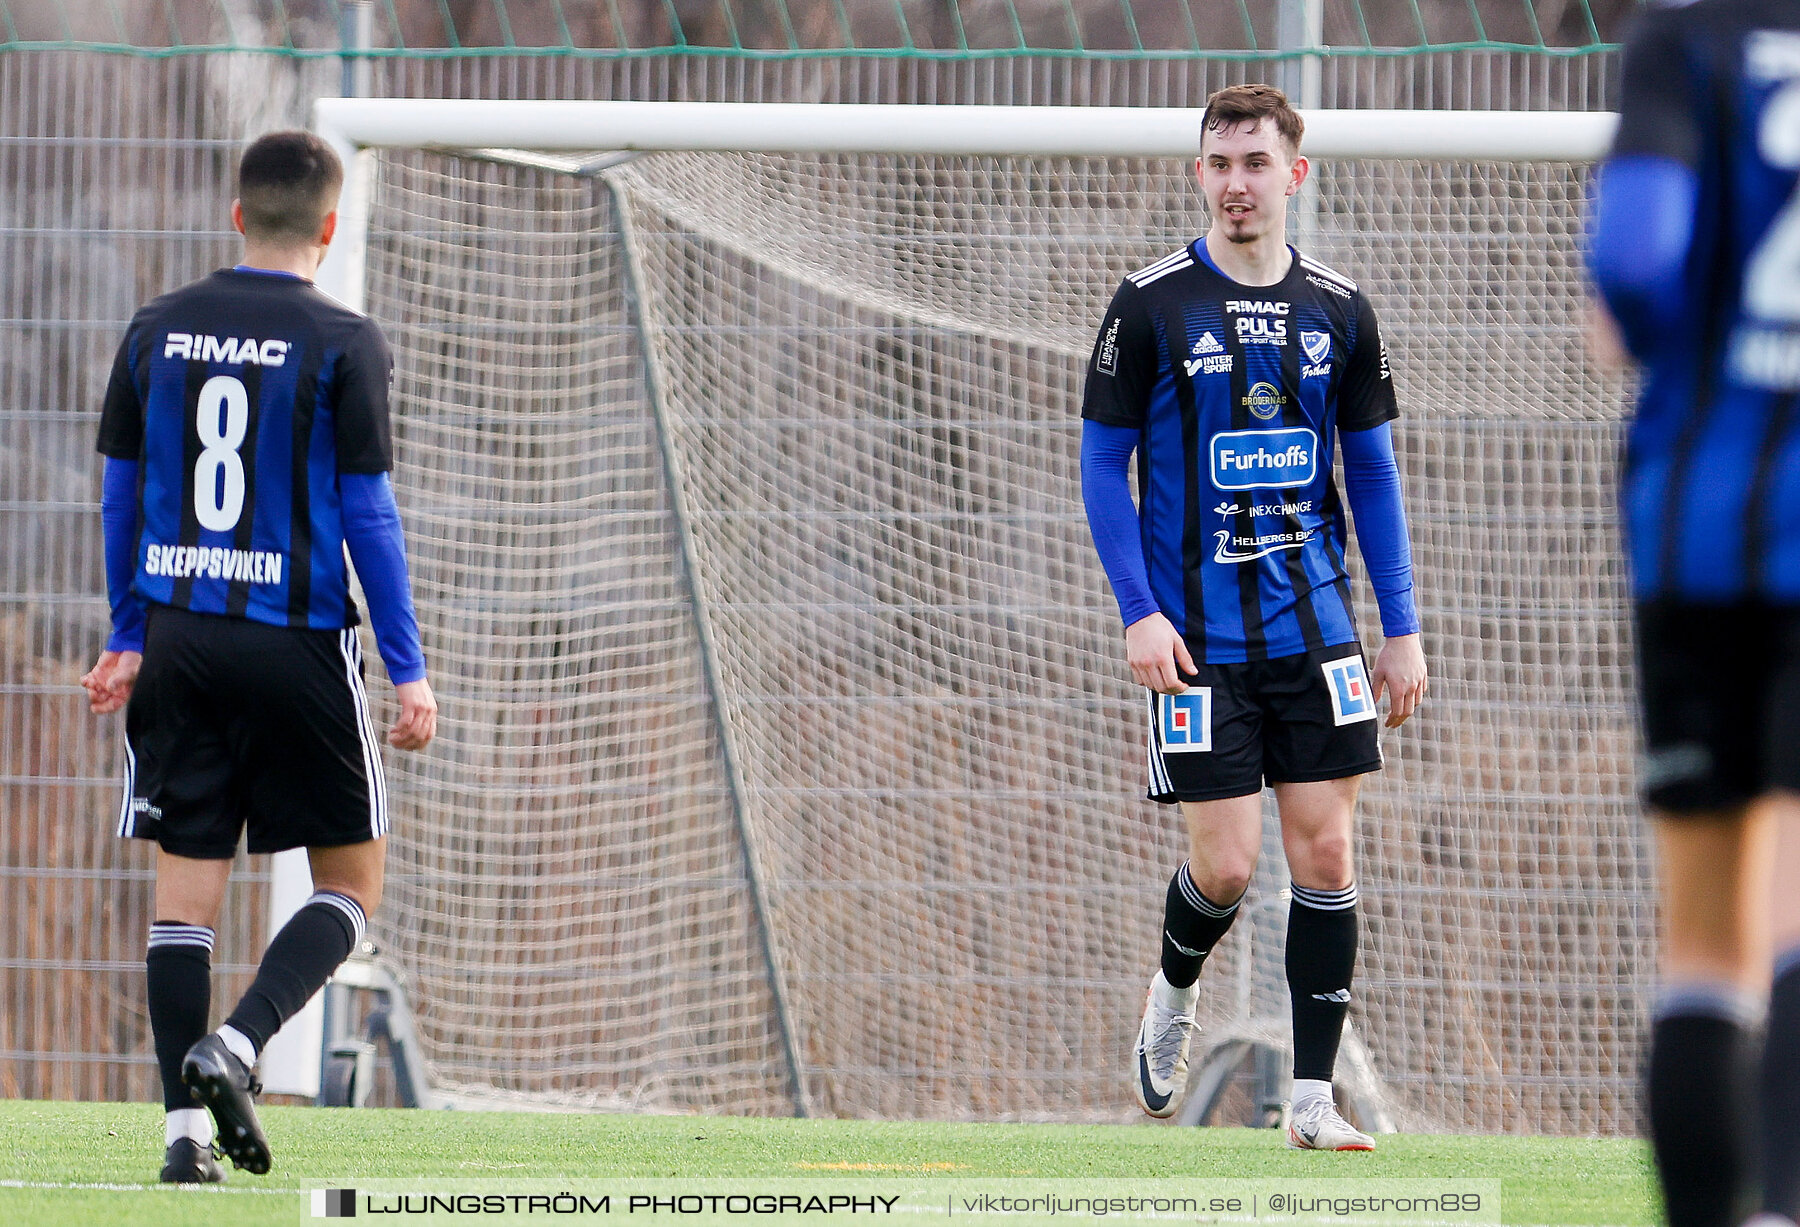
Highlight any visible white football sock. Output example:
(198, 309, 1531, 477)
(217, 1024, 257, 1069)
(165, 1107, 212, 1146)
(1152, 970, 1198, 1011)
(1292, 1077, 1334, 1110)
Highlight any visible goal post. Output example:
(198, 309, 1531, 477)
(288, 97, 1645, 1134)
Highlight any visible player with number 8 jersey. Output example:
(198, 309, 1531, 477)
(99, 253, 394, 628)
(82, 130, 437, 1186)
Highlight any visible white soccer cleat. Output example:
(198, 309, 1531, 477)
(1286, 1095, 1375, 1151)
(1132, 971, 1198, 1118)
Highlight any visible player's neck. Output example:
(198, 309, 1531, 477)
(236, 242, 324, 281)
(1201, 229, 1292, 287)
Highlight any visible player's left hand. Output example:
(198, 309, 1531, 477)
(389, 678, 438, 750)
(80, 649, 141, 715)
(1370, 633, 1426, 728)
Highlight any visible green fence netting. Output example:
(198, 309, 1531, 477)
(0, 0, 1636, 59)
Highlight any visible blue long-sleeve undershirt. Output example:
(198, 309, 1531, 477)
(101, 457, 145, 653)
(1588, 155, 1697, 360)
(1340, 422, 1420, 638)
(1080, 419, 1420, 638)
(98, 460, 424, 682)
(1080, 421, 1159, 628)
(341, 471, 426, 685)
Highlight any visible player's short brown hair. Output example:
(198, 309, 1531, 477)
(237, 130, 344, 244)
(1200, 84, 1304, 159)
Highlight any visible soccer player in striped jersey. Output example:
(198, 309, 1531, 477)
(80, 131, 437, 1183)
(1589, 3, 1800, 1224)
(1081, 84, 1427, 1149)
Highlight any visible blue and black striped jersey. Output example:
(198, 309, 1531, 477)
(96, 268, 394, 630)
(1081, 242, 1398, 663)
(1609, 0, 1800, 600)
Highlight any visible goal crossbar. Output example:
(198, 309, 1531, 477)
(313, 98, 1616, 162)
(310, 98, 1616, 319)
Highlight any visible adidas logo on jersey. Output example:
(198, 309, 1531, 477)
(164, 332, 290, 367)
(1191, 331, 1224, 356)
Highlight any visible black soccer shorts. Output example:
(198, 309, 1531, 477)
(1636, 600, 1800, 813)
(118, 605, 389, 858)
(1144, 641, 1384, 804)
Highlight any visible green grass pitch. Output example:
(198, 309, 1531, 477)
(0, 1100, 1657, 1226)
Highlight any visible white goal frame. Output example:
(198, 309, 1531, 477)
(263, 97, 1617, 1101)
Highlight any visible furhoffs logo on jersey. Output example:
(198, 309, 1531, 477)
(164, 332, 289, 367)
(1157, 689, 1213, 754)
(1242, 381, 1286, 421)
(1323, 656, 1379, 726)
(1096, 316, 1121, 375)
(1210, 426, 1318, 491)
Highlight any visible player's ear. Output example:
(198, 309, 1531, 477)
(1287, 154, 1310, 197)
(231, 199, 246, 237)
(318, 209, 338, 249)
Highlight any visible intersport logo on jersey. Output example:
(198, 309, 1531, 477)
(1209, 427, 1318, 491)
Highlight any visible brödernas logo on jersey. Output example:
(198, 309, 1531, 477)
(1209, 427, 1318, 492)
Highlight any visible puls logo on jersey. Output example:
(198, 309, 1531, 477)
(1184, 331, 1232, 377)
(1236, 316, 1287, 345)
(1301, 330, 1332, 378)
(1210, 426, 1318, 491)
(1229, 300, 1289, 344)
(165, 333, 290, 367)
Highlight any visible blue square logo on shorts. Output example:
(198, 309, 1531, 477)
(1322, 656, 1378, 726)
(1158, 689, 1213, 753)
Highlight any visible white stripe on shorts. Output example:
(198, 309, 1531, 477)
(1145, 692, 1174, 798)
(338, 629, 388, 840)
(116, 736, 139, 838)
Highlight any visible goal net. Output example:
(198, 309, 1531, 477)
(334, 103, 1642, 1133)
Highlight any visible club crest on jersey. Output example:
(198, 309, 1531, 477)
(1322, 656, 1378, 726)
(1300, 330, 1332, 378)
(164, 332, 289, 367)
(1157, 689, 1213, 753)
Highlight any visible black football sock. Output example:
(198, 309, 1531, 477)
(223, 891, 366, 1054)
(147, 922, 214, 1112)
(1764, 951, 1800, 1220)
(1286, 882, 1359, 1082)
(1649, 985, 1759, 1227)
(1161, 862, 1241, 990)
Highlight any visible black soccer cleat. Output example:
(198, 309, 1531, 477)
(159, 1137, 227, 1184)
(181, 1034, 271, 1175)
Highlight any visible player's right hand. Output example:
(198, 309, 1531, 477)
(389, 678, 438, 750)
(80, 649, 141, 715)
(1125, 612, 1195, 695)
